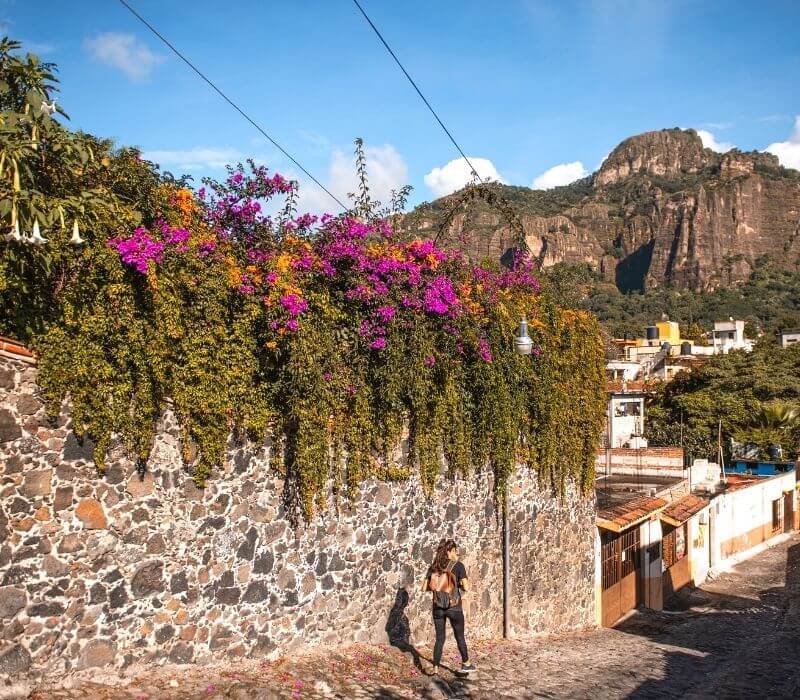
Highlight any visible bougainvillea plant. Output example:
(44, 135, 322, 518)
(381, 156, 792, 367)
(1, 42, 605, 521)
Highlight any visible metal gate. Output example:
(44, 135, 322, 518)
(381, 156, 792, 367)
(601, 528, 641, 627)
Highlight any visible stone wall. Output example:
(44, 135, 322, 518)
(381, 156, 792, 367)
(0, 353, 596, 678)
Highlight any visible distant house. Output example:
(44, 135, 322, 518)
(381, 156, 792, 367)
(596, 454, 797, 627)
(711, 319, 754, 354)
(779, 329, 800, 348)
(594, 383, 798, 627)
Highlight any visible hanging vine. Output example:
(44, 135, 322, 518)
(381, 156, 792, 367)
(1, 41, 606, 521)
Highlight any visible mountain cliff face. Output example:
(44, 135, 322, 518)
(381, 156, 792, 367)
(401, 129, 800, 291)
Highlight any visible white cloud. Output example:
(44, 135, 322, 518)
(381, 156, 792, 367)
(764, 116, 800, 170)
(423, 157, 504, 198)
(85, 32, 162, 81)
(532, 161, 588, 190)
(696, 129, 735, 153)
(699, 121, 733, 130)
(297, 143, 409, 214)
(142, 147, 243, 172)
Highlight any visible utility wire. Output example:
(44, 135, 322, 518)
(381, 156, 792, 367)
(351, 0, 482, 182)
(116, 0, 348, 211)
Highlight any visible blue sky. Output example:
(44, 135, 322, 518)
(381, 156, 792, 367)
(4, 0, 800, 212)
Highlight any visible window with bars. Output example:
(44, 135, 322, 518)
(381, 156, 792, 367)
(662, 523, 687, 570)
(601, 528, 641, 590)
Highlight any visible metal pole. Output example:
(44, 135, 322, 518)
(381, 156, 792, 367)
(502, 486, 510, 639)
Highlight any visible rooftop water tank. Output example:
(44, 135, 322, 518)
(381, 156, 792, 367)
(646, 326, 658, 341)
(681, 341, 692, 356)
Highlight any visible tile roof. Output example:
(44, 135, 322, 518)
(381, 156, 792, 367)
(661, 494, 709, 526)
(597, 495, 667, 533)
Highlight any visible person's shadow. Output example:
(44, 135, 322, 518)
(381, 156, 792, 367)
(385, 588, 428, 675)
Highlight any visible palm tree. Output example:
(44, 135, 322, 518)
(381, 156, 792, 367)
(751, 402, 800, 431)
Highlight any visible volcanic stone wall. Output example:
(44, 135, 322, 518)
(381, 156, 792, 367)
(0, 353, 596, 678)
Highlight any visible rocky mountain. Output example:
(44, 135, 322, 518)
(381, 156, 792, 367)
(400, 129, 800, 292)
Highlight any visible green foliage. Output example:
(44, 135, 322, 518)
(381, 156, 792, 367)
(0, 40, 606, 521)
(646, 343, 800, 460)
(548, 256, 800, 340)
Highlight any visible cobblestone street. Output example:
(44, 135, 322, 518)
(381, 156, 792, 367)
(22, 533, 800, 700)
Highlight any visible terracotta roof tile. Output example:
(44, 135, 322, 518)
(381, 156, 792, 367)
(597, 495, 668, 533)
(661, 494, 709, 526)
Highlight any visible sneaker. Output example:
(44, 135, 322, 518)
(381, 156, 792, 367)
(460, 663, 477, 674)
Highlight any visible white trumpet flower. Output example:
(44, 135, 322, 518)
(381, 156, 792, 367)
(40, 100, 57, 116)
(29, 220, 48, 245)
(69, 220, 85, 245)
(5, 220, 22, 242)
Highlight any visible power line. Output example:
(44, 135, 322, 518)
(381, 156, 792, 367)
(116, 0, 348, 211)
(351, 0, 482, 182)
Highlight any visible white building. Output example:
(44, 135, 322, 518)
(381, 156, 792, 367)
(711, 319, 754, 354)
(605, 388, 646, 448)
(779, 329, 800, 348)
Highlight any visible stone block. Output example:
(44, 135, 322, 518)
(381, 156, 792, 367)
(242, 581, 269, 603)
(253, 552, 274, 575)
(168, 642, 194, 664)
(21, 469, 52, 497)
(131, 562, 164, 598)
(0, 587, 26, 619)
(126, 471, 154, 498)
(75, 499, 107, 529)
(57, 533, 83, 554)
(28, 601, 65, 617)
(53, 486, 73, 512)
(42, 555, 68, 577)
(0, 408, 22, 443)
(62, 432, 93, 461)
(16, 394, 40, 416)
(78, 639, 115, 669)
(0, 643, 31, 676)
(170, 572, 188, 594)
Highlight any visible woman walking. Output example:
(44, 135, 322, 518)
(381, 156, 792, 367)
(422, 539, 477, 676)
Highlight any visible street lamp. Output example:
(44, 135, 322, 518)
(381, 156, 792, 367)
(514, 315, 533, 355)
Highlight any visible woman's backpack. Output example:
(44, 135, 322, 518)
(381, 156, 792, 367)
(429, 561, 461, 609)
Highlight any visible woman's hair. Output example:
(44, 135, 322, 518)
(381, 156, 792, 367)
(432, 539, 458, 572)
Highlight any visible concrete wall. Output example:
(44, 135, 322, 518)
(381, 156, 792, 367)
(0, 354, 597, 678)
(596, 447, 685, 477)
(687, 507, 711, 587)
(708, 472, 796, 568)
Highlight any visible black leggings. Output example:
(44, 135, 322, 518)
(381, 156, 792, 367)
(432, 606, 468, 666)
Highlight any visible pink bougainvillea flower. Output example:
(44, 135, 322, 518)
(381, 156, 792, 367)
(108, 227, 165, 274)
(370, 337, 387, 350)
(478, 337, 493, 363)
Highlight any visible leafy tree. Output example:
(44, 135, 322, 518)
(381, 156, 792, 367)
(646, 345, 800, 460)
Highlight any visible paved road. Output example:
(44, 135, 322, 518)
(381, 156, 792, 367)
(28, 533, 800, 699)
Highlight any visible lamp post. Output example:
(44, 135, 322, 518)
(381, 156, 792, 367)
(501, 316, 535, 639)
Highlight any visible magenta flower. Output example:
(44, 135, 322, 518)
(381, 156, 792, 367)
(375, 305, 397, 324)
(423, 355, 436, 366)
(478, 338, 493, 363)
(108, 227, 165, 274)
(280, 294, 308, 317)
(370, 337, 386, 350)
